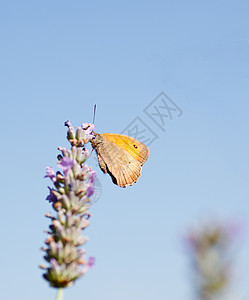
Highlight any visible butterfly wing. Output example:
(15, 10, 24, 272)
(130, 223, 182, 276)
(92, 133, 149, 187)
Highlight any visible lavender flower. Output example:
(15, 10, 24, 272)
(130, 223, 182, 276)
(41, 121, 96, 289)
(45, 167, 57, 183)
(58, 157, 74, 176)
(184, 220, 243, 300)
(81, 123, 95, 138)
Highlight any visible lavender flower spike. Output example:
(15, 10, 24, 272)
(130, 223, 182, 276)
(41, 120, 96, 291)
(184, 220, 243, 300)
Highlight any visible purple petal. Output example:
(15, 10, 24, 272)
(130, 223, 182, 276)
(45, 166, 57, 183)
(86, 185, 95, 197)
(58, 157, 74, 176)
(88, 256, 95, 267)
(46, 187, 57, 203)
(80, 256, 95, 275)
(89, 170, 97, 183)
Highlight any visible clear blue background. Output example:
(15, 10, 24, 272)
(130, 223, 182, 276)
(1, 1, 249, 299)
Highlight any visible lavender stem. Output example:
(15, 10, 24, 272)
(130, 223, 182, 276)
(55, 288, 63, 300)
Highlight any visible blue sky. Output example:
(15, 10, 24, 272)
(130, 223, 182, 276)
(1, 1, 249, 299)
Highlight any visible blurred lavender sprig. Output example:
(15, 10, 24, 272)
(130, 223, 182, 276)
(184, 220, 243, 300)
(40, 121, 96, 289)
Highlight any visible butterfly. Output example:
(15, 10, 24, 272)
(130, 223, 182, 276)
(91, 132, 149, 187)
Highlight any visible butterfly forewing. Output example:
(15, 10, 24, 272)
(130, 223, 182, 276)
(100, 133, 149, 166)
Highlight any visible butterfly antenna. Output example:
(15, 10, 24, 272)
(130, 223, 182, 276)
(93, 104, 97, 124)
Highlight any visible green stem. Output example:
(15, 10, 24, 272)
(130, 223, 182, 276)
(56, 288, 64, 300)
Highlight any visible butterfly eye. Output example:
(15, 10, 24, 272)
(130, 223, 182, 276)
(133, 144, 138, 149)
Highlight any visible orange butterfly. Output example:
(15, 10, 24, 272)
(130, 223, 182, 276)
(91, 133, 149, 187)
